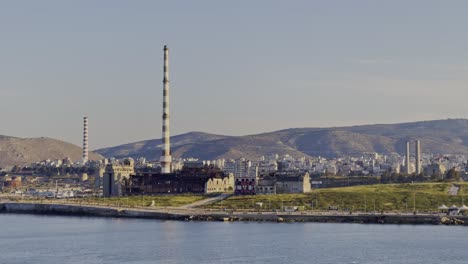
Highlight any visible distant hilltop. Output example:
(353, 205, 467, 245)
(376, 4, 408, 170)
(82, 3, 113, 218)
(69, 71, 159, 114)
(95, 119, 468, 160)
(0, 136, 102, 168)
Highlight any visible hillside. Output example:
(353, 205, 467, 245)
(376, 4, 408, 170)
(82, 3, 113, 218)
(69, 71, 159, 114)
(95, 132, 229, 160)
(0, 136, 103, 168)
(95, 119, 468, 160)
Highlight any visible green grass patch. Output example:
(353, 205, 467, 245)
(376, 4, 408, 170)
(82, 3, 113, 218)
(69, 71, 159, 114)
(82, 194, 216, 207)
(18, 194, 215, 208)
(206, 183, 468, 212)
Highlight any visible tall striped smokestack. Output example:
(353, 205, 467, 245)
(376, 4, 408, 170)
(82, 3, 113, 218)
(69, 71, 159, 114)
(160, 45, 172, 174)
(82, 116, 89, 164)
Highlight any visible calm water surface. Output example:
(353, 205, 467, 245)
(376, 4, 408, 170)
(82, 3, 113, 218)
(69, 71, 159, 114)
(0, 214, 466, 264)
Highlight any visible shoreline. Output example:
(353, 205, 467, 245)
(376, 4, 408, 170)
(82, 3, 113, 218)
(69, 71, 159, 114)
(1, 202, 467, 225)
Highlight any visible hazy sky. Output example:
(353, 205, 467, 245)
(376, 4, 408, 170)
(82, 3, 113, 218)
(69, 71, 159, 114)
(1, 0, 468, 149)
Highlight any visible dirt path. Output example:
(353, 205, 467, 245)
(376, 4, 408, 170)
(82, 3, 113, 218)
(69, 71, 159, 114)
(178, 193, 233, 209)
(449, 184, 460, 196)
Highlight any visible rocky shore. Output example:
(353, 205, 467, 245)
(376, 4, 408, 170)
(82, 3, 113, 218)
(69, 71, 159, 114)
(1, 202, 467, 226)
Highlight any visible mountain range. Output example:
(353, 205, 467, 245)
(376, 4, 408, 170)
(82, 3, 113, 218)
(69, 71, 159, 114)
(95, 119, 468, 160)
(2, 119, 468, 168)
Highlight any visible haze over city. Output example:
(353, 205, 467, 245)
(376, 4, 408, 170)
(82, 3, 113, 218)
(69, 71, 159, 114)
(2, 1, 468, 148)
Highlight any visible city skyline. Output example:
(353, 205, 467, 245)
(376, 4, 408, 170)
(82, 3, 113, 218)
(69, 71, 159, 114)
(2, 1, 468, 148)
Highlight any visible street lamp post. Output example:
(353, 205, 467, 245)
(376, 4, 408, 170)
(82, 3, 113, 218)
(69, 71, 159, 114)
(316, 193, 318, 210)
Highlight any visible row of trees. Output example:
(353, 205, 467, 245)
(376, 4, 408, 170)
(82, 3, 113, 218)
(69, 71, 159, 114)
(312, 169, 462, 187)
(380, 168, 461, 184)
(10, 165, 97, 177)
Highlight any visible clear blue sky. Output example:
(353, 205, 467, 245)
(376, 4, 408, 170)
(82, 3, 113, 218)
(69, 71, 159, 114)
(1, 0, 468, 149)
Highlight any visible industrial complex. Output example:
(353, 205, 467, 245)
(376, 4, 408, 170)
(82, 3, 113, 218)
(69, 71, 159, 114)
(102, 46, 234, 197)
(3, 46, 468, 199)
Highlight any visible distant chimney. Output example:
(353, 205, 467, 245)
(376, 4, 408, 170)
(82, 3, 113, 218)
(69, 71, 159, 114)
(405, 141, 411, 174)
(82, 116, 89, 164)
(415, 140, 421, 175)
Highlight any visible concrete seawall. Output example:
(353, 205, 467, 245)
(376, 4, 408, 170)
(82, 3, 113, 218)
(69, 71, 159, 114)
(0, 203, 187, 220)
(1, 202, 467, 225)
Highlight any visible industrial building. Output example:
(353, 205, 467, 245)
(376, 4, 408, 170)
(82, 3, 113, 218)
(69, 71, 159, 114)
(123, 165, 234, 195)
(235, 171, 312, 195)
(275, 172, 311, 194)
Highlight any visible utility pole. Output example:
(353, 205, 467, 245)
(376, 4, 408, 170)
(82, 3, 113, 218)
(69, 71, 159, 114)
(342, 196, 344, 211)
(316, 193, 318, 210)
(364, 195, 367, 212)
(413, 192, 416, 214)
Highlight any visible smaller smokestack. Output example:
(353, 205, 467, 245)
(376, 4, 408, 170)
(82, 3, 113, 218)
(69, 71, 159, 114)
(415, 140, 421, 175)
(82, 116, 89, 164)
(405, 141, 411, 175)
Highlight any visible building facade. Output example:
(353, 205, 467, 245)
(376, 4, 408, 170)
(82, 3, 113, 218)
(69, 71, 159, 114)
(275, 172, 311, 194)
(103, 158, 135, 197)
(205, 173, 234, 193)
(234, 175, 258, 195)
(256, 177, 276, 195)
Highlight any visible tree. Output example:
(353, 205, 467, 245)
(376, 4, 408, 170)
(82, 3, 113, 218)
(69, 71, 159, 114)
(11, 165, 19, 173)
(381, 171, 391, 184)
(445, 168, 460, 181)
(415, 173, 425, 182)
(396, 174, 406, 183)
